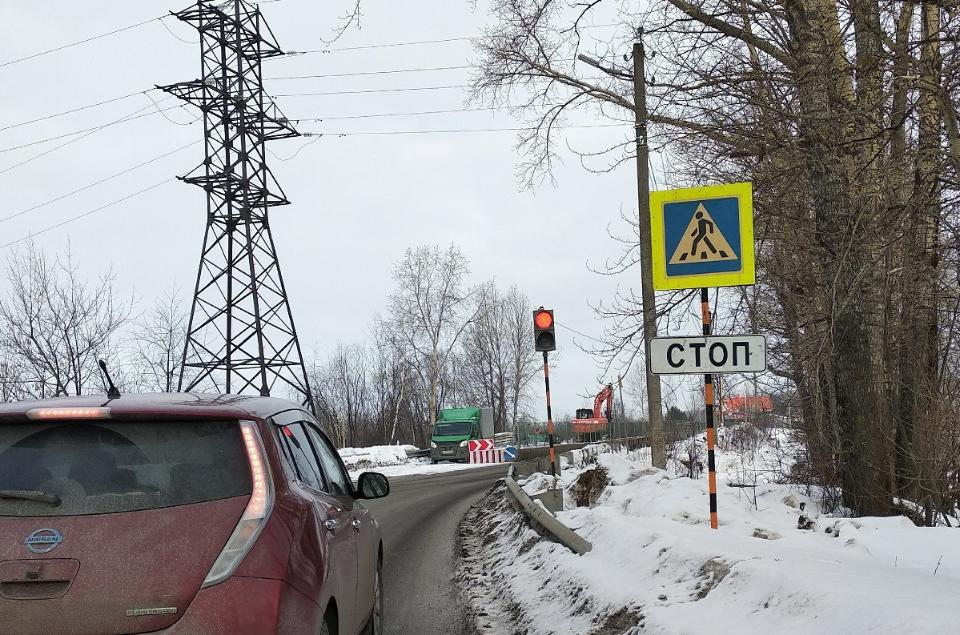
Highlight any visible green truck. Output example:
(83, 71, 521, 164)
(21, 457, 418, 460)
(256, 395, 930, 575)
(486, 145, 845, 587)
(430, 407, 494, 463)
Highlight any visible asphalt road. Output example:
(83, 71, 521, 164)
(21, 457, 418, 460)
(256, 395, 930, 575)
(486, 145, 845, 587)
(363, 465, 506, 635)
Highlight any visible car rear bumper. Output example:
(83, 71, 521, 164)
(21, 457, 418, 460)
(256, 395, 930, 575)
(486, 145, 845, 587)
(157, 576, 319, 635)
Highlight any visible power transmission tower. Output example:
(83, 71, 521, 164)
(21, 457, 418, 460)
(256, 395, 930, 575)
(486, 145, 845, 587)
(160, 0, 312, 405)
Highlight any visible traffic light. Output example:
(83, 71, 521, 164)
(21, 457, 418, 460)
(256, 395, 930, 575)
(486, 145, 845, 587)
(533, 307, 556, 352)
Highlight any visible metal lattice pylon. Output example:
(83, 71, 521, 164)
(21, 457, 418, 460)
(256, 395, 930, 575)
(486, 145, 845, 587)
(160, 0, 312, 404)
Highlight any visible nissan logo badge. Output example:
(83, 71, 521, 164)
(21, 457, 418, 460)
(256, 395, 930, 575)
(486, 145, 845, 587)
(24, 528, 64, 554)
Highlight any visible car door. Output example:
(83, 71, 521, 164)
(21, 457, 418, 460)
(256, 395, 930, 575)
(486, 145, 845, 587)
(273, 417, 358, 635)
(304, 424, 377, 629)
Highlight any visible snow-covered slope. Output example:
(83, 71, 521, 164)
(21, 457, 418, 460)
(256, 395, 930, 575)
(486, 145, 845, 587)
(459, 432, 960, 635)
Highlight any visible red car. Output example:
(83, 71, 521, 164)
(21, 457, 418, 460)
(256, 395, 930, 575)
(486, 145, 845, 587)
(0, 393, 389, 635)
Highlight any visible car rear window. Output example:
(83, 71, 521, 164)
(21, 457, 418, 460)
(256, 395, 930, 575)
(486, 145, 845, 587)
(0, 420, 251, 517)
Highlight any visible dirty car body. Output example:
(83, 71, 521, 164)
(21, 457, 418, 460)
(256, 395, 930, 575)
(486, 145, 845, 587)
(0, 393, 388, 635)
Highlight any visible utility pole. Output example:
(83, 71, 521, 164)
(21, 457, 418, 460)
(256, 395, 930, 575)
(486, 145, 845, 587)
(632, 35, 666, 468)
(576, 34, 665, 468)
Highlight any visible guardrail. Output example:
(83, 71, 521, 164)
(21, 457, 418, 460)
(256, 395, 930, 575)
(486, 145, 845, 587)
(515, 436, 650, 462)
(503, 462, 592, 555)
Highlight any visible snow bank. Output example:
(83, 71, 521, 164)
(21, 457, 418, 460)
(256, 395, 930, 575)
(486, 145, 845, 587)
(668, 425, 802, 485)
(460, 432, 960, 634)
(357, 458, 495, 479)
(338, 444, 417, 472)
(338, 444, 498, 479)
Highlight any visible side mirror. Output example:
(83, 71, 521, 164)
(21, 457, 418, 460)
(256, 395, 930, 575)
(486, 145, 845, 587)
(356, 472, 390, 500)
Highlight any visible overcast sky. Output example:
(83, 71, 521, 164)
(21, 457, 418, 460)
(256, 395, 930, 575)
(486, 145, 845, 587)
(0, 1, 691, 416)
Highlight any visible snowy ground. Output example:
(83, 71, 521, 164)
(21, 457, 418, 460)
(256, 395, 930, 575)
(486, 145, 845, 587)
(666, 424, 802, 487)
(338, 444, 494, 479)
(458, 428, 960, 635)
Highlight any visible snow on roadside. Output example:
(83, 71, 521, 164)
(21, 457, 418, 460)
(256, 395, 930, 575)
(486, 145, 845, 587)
(338, 444, 498, 479)
(354, 457, 495, 479)
(668, 425, 802, 485)
(459, 432, 960, 635)
(338, 444, 417, 471)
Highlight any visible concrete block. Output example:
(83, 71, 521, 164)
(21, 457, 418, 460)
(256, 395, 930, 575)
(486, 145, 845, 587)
(531, 488, 563, 514)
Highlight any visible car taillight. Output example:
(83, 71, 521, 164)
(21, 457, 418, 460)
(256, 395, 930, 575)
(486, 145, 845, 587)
(26, 407, 111, 420)
(202, 420, 275, 588)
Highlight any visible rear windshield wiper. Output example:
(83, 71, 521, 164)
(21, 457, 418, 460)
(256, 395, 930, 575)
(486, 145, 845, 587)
(0, 489, 61, 506)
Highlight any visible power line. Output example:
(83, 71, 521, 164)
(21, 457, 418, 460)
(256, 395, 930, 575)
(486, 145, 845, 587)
(284, 37, 472, 56)
(302, 123, 626, 137)
(0, 104, 191, 153)
(279, 24, 621, 57)
(289, 100, 604, 122)
(268, 136, 322, 161)
(556, 322, 607, 346)
(274, 74, 612, 98)
(159, 15, 199, 45)
(275, 84, 471, 97)
(290, 106, 501, 122)
(144, 91, 197, 126)
(0, 97, 173, 176)
(0, 17, 162, 69)
(0, 89, 152, 133)
(0, 178, 174, 250)
(0, 141, 198, 226)
(267, 65, 472, 80)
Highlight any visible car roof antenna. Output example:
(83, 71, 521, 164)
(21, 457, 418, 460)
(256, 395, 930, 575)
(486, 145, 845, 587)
(98, 359, 121, 400)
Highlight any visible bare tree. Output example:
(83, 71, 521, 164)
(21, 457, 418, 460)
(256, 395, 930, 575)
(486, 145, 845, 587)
(456, 283, 540, 431)
(458, 283, 510, 430)
(311, 344, 371, 448)
(0, 349, 31, 402)
(129, 288, 191, 392)
(503, 285, 542, 428)
(370, 325, 412, 444)
(386, 245, 481, 427)
(0, 243, 131, 398)
(626, 363, 647, 421)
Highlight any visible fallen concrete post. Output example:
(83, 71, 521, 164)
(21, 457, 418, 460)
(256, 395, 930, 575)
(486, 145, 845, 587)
(503, 464, 592, 555)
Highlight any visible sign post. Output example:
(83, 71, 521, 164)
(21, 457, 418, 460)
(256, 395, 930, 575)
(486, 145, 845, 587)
(700, 288, 719, 530)
(649, 182, 759, 530)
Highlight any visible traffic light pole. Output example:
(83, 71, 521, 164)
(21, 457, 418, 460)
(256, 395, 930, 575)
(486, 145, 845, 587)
(542, 351, 557, 480)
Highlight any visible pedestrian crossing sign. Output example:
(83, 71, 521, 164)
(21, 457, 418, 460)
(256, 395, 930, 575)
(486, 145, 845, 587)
(650, 182, 754, 290)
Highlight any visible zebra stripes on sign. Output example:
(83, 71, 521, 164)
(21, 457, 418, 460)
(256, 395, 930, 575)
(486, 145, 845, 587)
(469, 448, 504, 464)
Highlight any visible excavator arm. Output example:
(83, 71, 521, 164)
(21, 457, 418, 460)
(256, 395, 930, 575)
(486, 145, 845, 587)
(594, 384, 614, 420)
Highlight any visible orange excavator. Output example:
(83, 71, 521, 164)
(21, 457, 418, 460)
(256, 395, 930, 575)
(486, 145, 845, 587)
(572, 383, 614, 442)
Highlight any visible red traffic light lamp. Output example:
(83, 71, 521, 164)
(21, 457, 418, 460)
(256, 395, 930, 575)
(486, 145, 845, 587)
(533, 307, 556, 352)
(534, 310, 554, 330)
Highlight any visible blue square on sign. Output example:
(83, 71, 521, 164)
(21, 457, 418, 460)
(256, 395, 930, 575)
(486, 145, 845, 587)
(663, 197, 742, 276)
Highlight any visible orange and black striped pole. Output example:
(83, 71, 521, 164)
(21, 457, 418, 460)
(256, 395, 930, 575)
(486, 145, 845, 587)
(542, 351, 556, 479)
(701, 287, 719, 529)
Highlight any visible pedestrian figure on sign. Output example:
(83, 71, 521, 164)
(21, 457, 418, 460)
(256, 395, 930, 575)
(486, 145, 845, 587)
(689, 210, 718, 260)
(669, 203, 736, 265)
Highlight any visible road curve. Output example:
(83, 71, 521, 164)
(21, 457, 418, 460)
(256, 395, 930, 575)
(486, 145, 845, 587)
(363, 465, 505, 635)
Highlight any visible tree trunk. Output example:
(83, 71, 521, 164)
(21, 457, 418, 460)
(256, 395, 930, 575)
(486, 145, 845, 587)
(785, 0, 893, 515)
(896, 1, 942, 500)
